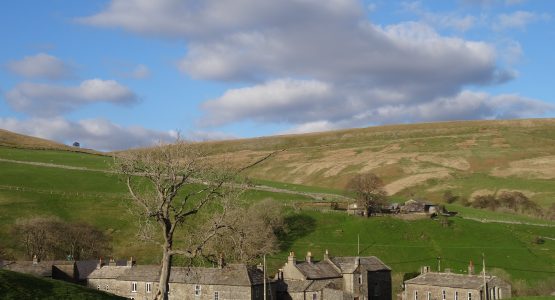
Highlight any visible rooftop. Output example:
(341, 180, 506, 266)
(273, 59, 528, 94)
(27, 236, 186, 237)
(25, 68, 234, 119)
(405, 272, 497, 290)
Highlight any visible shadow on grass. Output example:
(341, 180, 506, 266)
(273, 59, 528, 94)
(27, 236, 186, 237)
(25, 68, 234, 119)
(278, 213, 317, 251)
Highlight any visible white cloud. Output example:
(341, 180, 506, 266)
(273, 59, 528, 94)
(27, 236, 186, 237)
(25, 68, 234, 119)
(201, 79, 333, 126)
(0, 117, 177, 151)
(81, 0, 552, 133)
(127, 64, 150, 79)
(7, 53, 73, 80)
(5, 79, 137, 116)
(402, 1, 477, 32)
(493, 11, 551, 31)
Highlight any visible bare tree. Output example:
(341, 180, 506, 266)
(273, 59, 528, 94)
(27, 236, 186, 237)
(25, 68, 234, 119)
(12, 217, 111, 260)
(205, 198, 285, 264)
(346, 172, 387, 217)
(114, 140, 276, 300)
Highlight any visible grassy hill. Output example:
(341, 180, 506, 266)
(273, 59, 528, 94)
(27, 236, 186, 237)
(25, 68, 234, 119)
(0, 269, 125, 299)
(199, 118, 555, 208)
(1, 121, 554, 296)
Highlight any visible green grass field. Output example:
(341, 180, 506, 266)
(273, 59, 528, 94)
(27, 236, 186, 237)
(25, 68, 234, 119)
(0, 130, 555, 296)
(0, 269, 125, 299)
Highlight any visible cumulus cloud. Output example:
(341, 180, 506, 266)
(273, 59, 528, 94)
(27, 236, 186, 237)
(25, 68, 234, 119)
(402, 1, 477, 32)
(5, 79, 137, 116)
(7, 53, 74, 80)
(493, 11, 551, 31)
(0, 117, 177, 151)
(82, 0, 553, 134)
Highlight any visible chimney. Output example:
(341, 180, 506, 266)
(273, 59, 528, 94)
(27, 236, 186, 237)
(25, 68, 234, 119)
(306, 251, 313, 264)
(126, 257, 135, 267)
(96, 257, 103, 269)
(355, 256, 360, 268)
(421, 266, 430, 274)
(324, 249, 330, 260)
(468, 260, 475, 275)
(287, 252, 296, 266)
(218, 253, 225, 269)
(32, 254, 39, 265)
(108, 257, 116, 266)
(278, 268, 284, 280)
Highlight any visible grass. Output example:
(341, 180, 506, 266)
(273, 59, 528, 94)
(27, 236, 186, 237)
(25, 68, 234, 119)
(1, 126, 555, 296)
(0, 147, 111, 170)
(0, 269, 125, 299)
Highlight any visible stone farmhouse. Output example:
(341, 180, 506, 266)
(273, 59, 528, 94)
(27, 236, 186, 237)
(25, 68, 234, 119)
(87, 258, 273, 300)
(275, 250, 391, 300)
(402, 264, 511, 300)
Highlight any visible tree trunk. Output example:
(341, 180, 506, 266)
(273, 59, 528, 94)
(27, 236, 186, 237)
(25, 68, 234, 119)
(155, 242, 172, 300)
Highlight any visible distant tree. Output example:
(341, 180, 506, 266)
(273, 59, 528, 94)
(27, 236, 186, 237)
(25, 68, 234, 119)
(205, 199, 285, 264)
(12, 217, 55, 260)
(547, 203, 555, 220)
(346, 172, 387, 217)
(12, 217, 110, 260)
(442, 190, 459, 204)
(471, 194, 499, 210)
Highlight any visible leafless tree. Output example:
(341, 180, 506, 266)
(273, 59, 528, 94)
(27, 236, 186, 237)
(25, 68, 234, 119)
(346, 172, 387, 217)
(205, 198, 285, 264)
(114, 140, 276, 300)
(12, 217, 110, 260)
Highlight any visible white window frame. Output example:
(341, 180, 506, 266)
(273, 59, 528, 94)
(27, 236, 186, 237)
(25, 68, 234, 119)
(468, 292, 472, 300)
(415, 290, 418, 300)
(195, 284, 202, 296)
(442, 290, 446, 300)
(131, 281, 137, 292)
(105, 284, 109, 291)
(146, 282, 152, 293)
(427, 292, 431, 300)
(214, 291, 219, 300)
(455, 291, 458, 300)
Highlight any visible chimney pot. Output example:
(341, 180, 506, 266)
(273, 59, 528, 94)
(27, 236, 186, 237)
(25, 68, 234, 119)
(306, 251, 313, 263)
(288, 251, 296, 265)
(421, 266, 430, 274)
(468, 260, 475, 275)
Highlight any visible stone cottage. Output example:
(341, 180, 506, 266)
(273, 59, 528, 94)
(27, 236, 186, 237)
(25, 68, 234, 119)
(275, 250, 391, 300)
(86, 257, 274, 300)
(403, 264, 511, 300)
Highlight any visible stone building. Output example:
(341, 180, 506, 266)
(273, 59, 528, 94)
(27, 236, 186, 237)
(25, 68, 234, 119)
(275, 250, 391, 300)
(86, 258, 274, 300)
(403, 264, 511, 300)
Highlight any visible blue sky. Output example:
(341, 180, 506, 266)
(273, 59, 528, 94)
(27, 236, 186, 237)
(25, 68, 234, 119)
(1, 0, 554, 150)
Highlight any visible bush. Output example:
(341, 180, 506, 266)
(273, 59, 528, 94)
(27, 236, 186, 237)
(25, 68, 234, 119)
(442, 190, 459, 204)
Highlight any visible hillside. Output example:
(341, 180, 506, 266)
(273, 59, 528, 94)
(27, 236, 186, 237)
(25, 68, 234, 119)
(198, 118, 555, 207)
(0, 129, 102, 155)
(0, 269, 125, 299)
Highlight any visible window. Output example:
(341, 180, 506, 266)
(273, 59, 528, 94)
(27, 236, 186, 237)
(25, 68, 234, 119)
(442, 290, 446, 300)
(427, 292, 431, 300)
(455, 291, 458, 300)
(97, 285, 100, 290)
(214, 291, 219, 300)
(358, 275, 362, 284)
(415, 290, 418, 300)
(146, 282, 152, 293)
(131, 282, 137, 292)
(105, 285, 109, 291)
(468, 292, 472, 300)
(195, 284, 202, 296)
(312, 293, 318, 300)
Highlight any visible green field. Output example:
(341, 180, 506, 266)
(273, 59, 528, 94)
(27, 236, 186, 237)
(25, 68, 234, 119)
(0, 269, 125, 299)
(1, 121, 555, 297)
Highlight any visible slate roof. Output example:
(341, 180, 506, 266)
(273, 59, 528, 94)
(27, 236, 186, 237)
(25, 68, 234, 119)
(405, 272, 497, 289)
(87, 263, 268, 286)
(295, 261, 342, 279)
(1, 260, 72, 277)
(330, 256, 391, 273)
